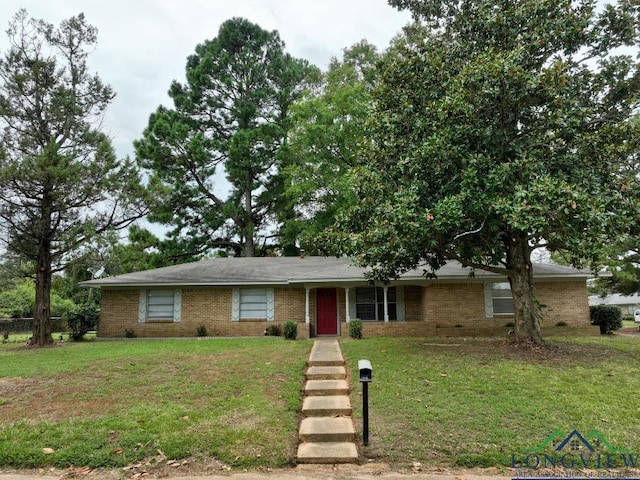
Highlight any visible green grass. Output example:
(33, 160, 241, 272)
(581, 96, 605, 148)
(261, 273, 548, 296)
(341, 336, 640, 469)
(0, 338, 312, 469)
(2, 335, 640, 472)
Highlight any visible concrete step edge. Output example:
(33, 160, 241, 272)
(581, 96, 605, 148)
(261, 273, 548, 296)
(305, 366, 347, 381)
(296, 441, 359, 464)
(305, 380, 350, 396)
(302, 395, 352, 417)
(307, 360, 345, 367)
(299, 417, 355, 443)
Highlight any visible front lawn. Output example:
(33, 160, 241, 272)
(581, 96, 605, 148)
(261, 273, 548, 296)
(341, 336, 640, 469)
(1, 335, 639, 473)
(0, 338, 312, 469)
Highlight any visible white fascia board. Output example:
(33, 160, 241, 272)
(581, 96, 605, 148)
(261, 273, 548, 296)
(81, 281, 287, 288)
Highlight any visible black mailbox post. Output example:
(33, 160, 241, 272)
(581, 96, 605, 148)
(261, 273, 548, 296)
(358, 359, 372, 446)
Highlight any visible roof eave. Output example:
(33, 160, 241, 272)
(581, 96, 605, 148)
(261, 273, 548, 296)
(82, 273, 589, 289)
(80, 281, 288, 288)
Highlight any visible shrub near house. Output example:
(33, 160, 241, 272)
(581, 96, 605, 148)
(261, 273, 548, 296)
(589, 305, 623, 335)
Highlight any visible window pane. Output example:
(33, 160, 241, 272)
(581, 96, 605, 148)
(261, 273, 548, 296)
(493, 298, 514, 314)
(240, 288, 267, 318)
(491, 282, 514, 314)
(356, 304, 376, 320)
(356, 286, 399, 321)
(386, 287, 396, 303)
(147, 290, 174, 319)
(388, 303, 397, 320)
(356, 287, 375, 303)
(377, 303, 398, 321)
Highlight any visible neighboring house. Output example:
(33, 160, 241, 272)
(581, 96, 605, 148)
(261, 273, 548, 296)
(81, 256, 595, 339)
(588, 293, 640, 315)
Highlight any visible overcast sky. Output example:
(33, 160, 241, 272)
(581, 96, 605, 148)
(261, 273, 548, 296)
(1, 0, 411, 163)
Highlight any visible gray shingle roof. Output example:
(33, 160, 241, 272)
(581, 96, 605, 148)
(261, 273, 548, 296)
(588, 293, 640, 307)
(81, 257, 590, 288)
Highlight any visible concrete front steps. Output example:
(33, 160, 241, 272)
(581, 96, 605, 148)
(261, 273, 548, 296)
(296, 340, 359, 464)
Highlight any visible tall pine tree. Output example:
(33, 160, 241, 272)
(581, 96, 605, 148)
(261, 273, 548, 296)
(135, 18, 316, 258)
(0, 10, 146, 345)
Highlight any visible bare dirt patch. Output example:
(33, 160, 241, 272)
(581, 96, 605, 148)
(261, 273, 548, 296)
(0, 463, 516, 480)
(0, 373, 134, 423)
(424, 337, 609, 364)
(618, 326, 640, 336)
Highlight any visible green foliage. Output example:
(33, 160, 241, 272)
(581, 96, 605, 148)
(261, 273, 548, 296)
(135, 17, 317, 258)
(0, 278, 74, 319)
(85, 226, 174, 277)
(0, 10, 147, 345)
(264, 324, 282, 337)
(196, 325, 207, 337)
(590, 305, 623, 334)
(51, 294, 75, 319)
(282, 321, 297, 340)
(348, 319, 363, 339)
(124, 330, 137, 338)
(321, 0, 640, 344)
(0, 279, 34, 318)
(65, 303, 99, 341)
(282, 41, 381, 253)
(593, 233, 640, 296)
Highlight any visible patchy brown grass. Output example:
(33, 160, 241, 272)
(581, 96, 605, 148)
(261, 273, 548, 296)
(0, 338, 312, 470)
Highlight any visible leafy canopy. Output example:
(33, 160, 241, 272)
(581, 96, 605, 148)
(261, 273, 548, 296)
(281, 41, 382, 253)
(319, 0, 639, 343)
(325, 0, 639, 276)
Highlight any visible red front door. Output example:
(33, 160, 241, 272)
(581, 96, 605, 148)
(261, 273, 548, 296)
(316, 288, 338, 335)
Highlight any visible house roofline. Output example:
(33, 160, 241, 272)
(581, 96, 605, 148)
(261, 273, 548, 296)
(82, 273, 589, 289)
(79, 256, 591, 288)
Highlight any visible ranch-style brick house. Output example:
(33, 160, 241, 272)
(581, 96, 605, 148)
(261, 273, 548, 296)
(81, 256, 596, 339)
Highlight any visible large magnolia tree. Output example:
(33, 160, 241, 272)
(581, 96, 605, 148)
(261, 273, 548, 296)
(0, 11, 146, 345)
(322, 0, 640, 344)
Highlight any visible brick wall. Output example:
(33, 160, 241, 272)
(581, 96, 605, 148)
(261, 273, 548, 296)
(423, 280, 590, 329)
(425, 283, 487, 327)
(98, 279, 591, 338)
(339, 321, 435, 338)
(534, 281, 590, 327)
(99, 287, 311, 338)
(404, 286, 424, 321)
(99, 289, 139, 337)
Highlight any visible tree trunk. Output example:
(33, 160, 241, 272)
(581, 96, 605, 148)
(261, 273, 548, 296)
(33, 240, 54, 346)
(243, 181, 255, 257)
(507, 234, 544, 345)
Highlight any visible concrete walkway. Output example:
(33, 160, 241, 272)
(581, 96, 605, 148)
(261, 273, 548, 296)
(296, 339, 359, 464)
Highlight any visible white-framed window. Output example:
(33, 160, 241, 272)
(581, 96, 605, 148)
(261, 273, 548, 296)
(138, 289, 182, 323)
(355, 286, 397, 321)
(231, 288, 275, 321)
(485, 282, 514, 318)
